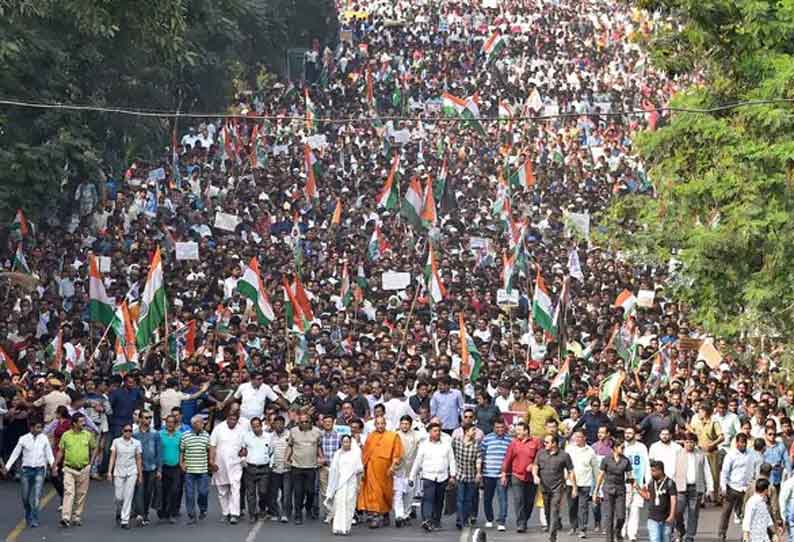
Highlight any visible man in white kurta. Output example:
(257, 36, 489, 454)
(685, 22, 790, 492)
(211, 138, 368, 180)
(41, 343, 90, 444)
(210, 412, 247, 522)
(393, 416, 419, 526)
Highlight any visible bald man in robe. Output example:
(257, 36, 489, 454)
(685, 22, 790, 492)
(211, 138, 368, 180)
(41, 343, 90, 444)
(357, 416, 403, 528)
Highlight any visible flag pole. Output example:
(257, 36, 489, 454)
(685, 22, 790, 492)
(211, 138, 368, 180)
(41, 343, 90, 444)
(87, 322, 113, 367)
(396, 284, 421, 367)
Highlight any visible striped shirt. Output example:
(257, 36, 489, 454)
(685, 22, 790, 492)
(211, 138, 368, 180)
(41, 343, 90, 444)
(480, 432, 512, 478)
(180, 430, 210, 474)
(270, 430, 291, 474)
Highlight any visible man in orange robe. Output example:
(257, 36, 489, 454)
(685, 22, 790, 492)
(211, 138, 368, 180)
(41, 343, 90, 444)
(357, 416, 403, 528)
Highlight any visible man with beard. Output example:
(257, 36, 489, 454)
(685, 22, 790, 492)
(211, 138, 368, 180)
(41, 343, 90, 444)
(357, 416, 403, 528)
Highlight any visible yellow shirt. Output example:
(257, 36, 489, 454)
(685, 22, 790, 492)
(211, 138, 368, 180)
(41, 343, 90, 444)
(526, 405, 560, 438)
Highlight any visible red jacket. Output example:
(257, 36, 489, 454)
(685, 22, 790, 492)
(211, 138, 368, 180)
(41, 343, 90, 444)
(501, 436, 542, 482)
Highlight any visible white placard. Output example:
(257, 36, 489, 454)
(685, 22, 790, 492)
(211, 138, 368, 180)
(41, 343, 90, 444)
(306, 134, 328, 150)
(469, 237, 489, 250)
(391, 129, 410, 145)
(382, 271, 411, 291)
(175, 242, 199, 260)
(497, 288, 520, 307)
(637, 289, 655, 308)
(482, 0, 498, 8)
(98, 256, 111, 273)
(147, 167, 166, 181)
(214, 212, 240, 232)
(272, 144, 289, 156)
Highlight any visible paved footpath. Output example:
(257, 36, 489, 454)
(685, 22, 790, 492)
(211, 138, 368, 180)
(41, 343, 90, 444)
(0, 480, 741, 542)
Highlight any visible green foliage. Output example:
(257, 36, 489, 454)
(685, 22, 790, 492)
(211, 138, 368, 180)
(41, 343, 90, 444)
(0, 0, 337, 221)
(605, 0, 794, 338)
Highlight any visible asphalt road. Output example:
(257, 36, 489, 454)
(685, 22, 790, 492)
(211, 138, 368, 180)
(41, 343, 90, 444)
(0, 480, 742, 542)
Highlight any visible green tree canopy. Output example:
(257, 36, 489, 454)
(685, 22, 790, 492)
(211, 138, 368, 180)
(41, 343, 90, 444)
(0, 0, 336, 221)
(605, 0, 794, 338)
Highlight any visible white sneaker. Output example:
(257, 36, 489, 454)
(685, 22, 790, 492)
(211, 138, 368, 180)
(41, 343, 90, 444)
(497, 525, 506, 532)
(485, 522, 494, 528)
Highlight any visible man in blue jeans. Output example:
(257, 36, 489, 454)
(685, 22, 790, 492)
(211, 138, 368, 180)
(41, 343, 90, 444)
(3, 419, 55, 528)
(452, 425, 481, 528)
(180, 415, 211, 524)
(641, 460, 677, 542)
(480, 418, 511, 531)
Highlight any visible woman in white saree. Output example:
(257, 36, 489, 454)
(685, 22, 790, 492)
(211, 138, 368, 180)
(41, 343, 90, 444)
(324, 435, 363, 536)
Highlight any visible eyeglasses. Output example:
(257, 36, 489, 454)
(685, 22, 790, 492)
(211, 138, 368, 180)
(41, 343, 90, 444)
(123, 429, 133, 433)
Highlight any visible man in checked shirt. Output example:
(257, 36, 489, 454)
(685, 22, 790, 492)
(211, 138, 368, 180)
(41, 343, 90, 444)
(452, 425, 482, 529)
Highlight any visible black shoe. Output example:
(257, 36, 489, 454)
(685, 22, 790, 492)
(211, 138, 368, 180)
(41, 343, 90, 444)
(60, 519, 70, 528)
(421, 521, 433, 532)
(121, 523, 130, 530)
(456, 523, 463, 530)
(295, 517, 303, 525)
(198, 511, 207, 520)
(517, 527, 527, 533)
(395, 519, 404, 528)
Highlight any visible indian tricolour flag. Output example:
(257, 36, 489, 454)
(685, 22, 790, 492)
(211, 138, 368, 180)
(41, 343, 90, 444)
(481, 31, 506, 64)
(368, 225, 389, 261)
(550, 358, 571, 397)
(0, 346, 19, 375)
(376, 153, 400, 210)
(532, 268, 555, 334)
(401, 177, 424, 229)
(502, 251, 515, 292)
(304, 145, 320, 202)
(509, 159, 535, 190)
(135, 247, 166, 350)
(111, 301, 139, 372)
(600, 370, 625, 411)
(283, 278, 310, 333)
(424, 244, 446, 305)
(331, 198, 342, 226)
(249, 124, 268, 169)
(46, 328, 63, 369)
(238, 257, 276, 325)
(464, 94, 486, 135)
(13, 243, 31, 275)
(459, 313, 483, 382)
(10, 209, 29, 237)
(421, 176, 437, 228)
(338, 262, 352, 308)
(614, 289, 637, 317)
(442, 92, 467, 117)
(89, 254, 115, 326)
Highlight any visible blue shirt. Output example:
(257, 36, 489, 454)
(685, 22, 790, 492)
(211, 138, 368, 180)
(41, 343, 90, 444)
(763, 441, 792, 485)
(134, 430, 162, 472)
(160, 429, 182, 467)
(430, 389, 464, 431)
(180, 386, 201, 421)
(480, 432, 512, 478)
(720, 448, 754, 492)
(109, 387, 143, 430)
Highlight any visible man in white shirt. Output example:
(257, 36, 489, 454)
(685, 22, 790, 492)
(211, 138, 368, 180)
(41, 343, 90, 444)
(227, 372, 285, 420)
(649, 428, 682, 481)
(410, 422, 457, 532)
(567, 429, 600, 537)
(209, 412, 247, 524)
(384, 388, 416, 431)
(674, 433, 714, 542)
(241, 417, 273, 523)
(2, 419, 55, 528)
(622, 427, 651, 542)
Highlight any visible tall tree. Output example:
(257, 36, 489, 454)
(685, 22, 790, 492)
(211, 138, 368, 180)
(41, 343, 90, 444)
(605, 0, 794, 337)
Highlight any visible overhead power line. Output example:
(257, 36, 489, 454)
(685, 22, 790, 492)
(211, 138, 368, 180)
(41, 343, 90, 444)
(0, 97, 792, 123)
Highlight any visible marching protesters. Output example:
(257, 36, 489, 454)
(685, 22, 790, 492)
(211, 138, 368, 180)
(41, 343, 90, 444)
(242, 416, 273, 523)
(639, 460, 677, 542)
(594, 439, 634, 542)
(181, 415, 211, 525)
(55, 412, 95, 528)
(411, 422, 457, 532)
(501, 420, 542, 533)
(533, 433, 576, 542)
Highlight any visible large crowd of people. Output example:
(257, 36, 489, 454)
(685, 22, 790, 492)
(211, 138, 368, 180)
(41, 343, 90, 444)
(0, 0, 792, 542)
